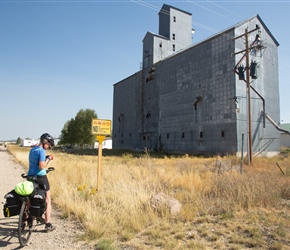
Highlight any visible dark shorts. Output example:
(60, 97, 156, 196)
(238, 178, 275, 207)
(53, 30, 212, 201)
(36, 175, 50, 191)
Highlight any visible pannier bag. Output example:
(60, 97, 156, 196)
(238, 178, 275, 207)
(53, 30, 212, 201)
(29, 188, 47, 217)
(3, 190, 21, 217)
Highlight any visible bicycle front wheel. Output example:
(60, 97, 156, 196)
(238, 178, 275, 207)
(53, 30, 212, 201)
(18, 200, 33, 247)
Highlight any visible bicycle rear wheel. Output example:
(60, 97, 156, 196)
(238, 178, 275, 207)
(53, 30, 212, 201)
(18, 200, 33, 247)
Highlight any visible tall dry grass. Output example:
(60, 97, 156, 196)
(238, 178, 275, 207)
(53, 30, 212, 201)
(7, 146, 290, 244)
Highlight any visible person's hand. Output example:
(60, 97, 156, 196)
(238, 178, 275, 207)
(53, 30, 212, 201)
(46, 154, 54, 161)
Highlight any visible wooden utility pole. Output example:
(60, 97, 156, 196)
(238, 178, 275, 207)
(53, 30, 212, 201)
(245, 28, 253, 164)
(233, 25, 260, 165)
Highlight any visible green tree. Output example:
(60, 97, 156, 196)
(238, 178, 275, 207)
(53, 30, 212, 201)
(59, 119, 74, 145)
(59, 109, 98, 146)
(16, 137, 22, 144)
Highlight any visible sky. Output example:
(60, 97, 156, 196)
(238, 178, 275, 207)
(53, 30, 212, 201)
(0, 0, 290, 141)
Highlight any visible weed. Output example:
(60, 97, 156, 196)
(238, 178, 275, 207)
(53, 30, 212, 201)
(95, 238, 115, 250)
(7, 145, 290, 249)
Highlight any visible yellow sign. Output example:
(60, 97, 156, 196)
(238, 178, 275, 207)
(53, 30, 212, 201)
(92, 119, 111, 136)
(96, 135, 106, 144)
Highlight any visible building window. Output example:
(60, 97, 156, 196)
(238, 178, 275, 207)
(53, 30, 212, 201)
(173, 44, 175, 51)
(173, 16, 176, 22)
(199, 132, 203, 138)
(182, 132, 185, 138)
(143, 136, 146, 140)
(146, 67, 155, 82)
(167, 133, 170, 139)
(129, 133, 131, 137)
(221, 131, 225, 137)
(172, 33, 175, 40)
(159, 42, 162, 48)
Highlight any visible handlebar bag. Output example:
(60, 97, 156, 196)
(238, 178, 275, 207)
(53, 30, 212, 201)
(29, 188, 47, 217)
(3, 190, 21, 217)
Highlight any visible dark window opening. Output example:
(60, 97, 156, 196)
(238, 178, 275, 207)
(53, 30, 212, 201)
(159, 42, 162, 48)
(143, 136, 146, 140)
(172, 33, 175, 40)
(221, 131, 225, 137)
(129, 133, 131, 137)
(146, 111, 151, 118)
(167, 133, 170, 139)
(173, 44, 175, 51)
(146, 67, 155, 82)
(173, 16, 176, 22)
(199, 132, 203, 138)
(182, 132, 185, 138)
(122, 134, 123, 137)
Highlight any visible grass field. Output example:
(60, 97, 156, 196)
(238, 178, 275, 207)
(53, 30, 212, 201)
(8, 145, 290, 249)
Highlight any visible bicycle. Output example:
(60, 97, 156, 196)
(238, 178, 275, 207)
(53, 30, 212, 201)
(17, 166, 55, 247)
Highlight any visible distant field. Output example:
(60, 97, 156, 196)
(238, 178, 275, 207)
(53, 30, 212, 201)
(8, 145, 290, 249)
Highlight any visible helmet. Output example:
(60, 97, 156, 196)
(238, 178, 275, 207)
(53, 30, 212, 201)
(40, 133, 55, 147)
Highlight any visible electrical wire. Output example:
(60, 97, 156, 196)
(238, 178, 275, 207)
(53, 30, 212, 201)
(187, 0, 235, 21)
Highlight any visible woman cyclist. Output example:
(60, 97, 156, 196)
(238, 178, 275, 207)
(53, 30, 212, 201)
(28, 133, 55, 232)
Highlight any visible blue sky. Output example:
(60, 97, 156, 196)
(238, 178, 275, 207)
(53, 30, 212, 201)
(0, 0, 289, 141)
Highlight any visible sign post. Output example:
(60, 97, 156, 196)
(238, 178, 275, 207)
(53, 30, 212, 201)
(92, 119, 111, 191)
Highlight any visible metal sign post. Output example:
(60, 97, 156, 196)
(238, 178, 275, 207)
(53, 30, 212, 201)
(92, 119, 111, 191)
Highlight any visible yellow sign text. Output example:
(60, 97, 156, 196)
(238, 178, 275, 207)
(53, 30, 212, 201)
(92, 119, 111, 136)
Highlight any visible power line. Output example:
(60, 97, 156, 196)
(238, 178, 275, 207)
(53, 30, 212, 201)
(206, 0, 243, 18)
(188, 0, 236, 21)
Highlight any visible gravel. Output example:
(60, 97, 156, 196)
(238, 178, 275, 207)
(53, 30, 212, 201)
(0, 146, 95, 249)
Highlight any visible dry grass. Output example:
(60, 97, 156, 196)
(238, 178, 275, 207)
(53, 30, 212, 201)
(7, 145, 290, 249)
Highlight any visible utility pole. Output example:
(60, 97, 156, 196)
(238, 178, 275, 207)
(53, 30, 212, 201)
(233, 25, 260, 165)
(245, 28, 252, 165)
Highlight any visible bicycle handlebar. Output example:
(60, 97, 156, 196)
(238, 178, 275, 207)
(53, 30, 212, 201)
(47, 167, 55, 173)
(21, 167, 55, 180)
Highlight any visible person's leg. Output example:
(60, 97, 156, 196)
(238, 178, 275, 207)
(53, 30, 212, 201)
(37, 175, 55, 231)
(44, 190, 55, 231)
(45, 190, 51, 223)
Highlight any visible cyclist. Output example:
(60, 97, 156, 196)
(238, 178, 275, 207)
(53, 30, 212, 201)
(28, 133, 55, 232)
